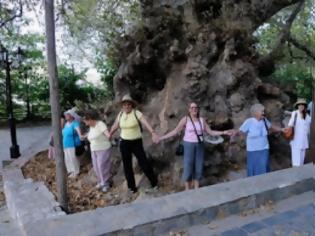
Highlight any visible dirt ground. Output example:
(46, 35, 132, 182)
(22, 151, 177, 213)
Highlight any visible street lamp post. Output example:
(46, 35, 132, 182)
(0, 44, 20, 159)
(24, 68, 31, 119)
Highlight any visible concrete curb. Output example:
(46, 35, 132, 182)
(3, 164, 66, 233)
(18, 164, 315, 236)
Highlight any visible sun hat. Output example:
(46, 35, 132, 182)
(294, 98, 307, 108)
(64, 108, 81, 121)
(204, 135, 224, 145)
(120, 94, 137, 107)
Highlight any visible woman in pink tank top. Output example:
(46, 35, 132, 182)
(158, 102, 232, 190)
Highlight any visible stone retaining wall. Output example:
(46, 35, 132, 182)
(7, 164, 313, 236)
(3, 166, 65, 230)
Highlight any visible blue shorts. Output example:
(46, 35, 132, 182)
(247, 149, 269, 177)
(182, 141, 204, 181)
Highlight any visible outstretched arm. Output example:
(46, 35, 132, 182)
(139, 115, 159, 142)
(75, 127, 85, 140)
(160, 117, 187, 141)
(270, 125, 284, 133)
(103, 129, 111, 139)
(204, 120, 232, 136)
(109, 114, 120, 137)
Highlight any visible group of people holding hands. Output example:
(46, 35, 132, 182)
(58, 95, 311, 193)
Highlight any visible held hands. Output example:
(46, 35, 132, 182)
(80, 133, 88, 140)
(152, 132, 160, 144)
(222, 129, 234, 136)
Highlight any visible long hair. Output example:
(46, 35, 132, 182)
(189, 102, 200, 118)
(301, 105, 307, 119)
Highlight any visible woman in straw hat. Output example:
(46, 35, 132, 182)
(62, 108, 84, 177)
(109, 95, 158, 193)
(287, 98, 311, 166)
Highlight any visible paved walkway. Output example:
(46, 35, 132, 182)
(0, 123, 51, 169)
(182, 191, 315, 236)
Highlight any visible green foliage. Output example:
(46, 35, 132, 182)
(95, 53, 117, 99)
(273, 63, 313, 99)
(57, 65, 104, 109)
(59, 0, 140, 95)
(255, 0, 315, 98)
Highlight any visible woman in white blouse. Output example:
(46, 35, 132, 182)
(288, 98, 311, 167)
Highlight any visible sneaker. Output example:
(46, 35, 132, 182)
(101, 186, 109, 192)
(129, 188, 138, 194)
(95, 183, 102, 189)
(69, 173, 78, 178)
(145, 186, 158, 193)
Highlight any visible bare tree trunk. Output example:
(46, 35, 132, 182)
(307, 68, 315, 163)
(44, 0, 68, 211)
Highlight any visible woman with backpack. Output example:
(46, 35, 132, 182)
(109, 94, 158, 193)
(158, 102, 232, 191)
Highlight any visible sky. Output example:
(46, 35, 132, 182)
(22, 2, 102, 85)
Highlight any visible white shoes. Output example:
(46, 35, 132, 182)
(68, 172, 78, 178)
(95, 183, 102, 189)
(101, 185, 109, 192)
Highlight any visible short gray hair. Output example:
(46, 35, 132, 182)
(250, 103, 265, 116)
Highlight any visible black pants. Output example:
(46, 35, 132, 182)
(119, 138, 157, 192)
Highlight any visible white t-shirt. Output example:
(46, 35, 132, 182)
(87, 121, 111, 151)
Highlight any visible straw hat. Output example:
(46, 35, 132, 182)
(64, 108, 81, 121)
(294, 98, 307, 108)
(120, 94, 137, 107)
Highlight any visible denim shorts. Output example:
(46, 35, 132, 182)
(182, 141, 205, 181)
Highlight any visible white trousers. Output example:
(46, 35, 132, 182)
(291, 147, 306, 167)
(64, 148, 80, 175)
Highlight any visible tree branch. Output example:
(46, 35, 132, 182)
(0, 0, 23, 28)
(257, 0, 305, 76)
(288, 36, 315, 61)
(267, 0, 305, 59)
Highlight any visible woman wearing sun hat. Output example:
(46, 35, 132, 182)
(109, 94, 158, 193)
(62, 108, 84, 177)
(288, 98, 311, 166)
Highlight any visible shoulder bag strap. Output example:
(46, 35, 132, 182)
(293, 111, 298, 127)
(188, 115, 202, 143)
(133, 110, 143, 133)
(72, 123, 77, 147)
(263, 118, 269, 135)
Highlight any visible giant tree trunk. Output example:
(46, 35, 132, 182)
(44, 0, 68, 211)
(112, 0, 302, 183)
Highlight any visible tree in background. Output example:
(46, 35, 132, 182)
(255, 0, 315, 100)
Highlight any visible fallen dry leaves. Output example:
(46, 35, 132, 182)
(22, 151, 176, 214)
(22, 151, 139, 213)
